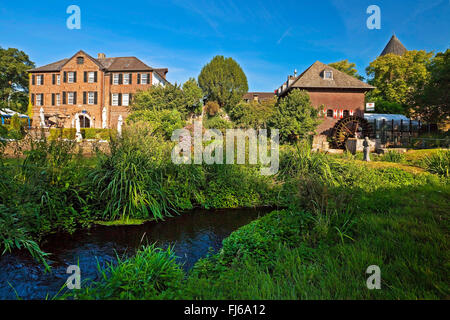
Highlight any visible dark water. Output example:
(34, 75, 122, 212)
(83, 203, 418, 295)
(0, 207, 272, 300)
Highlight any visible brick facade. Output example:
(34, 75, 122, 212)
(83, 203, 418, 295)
(307, 89, 366, 136)
(29, 51, 167, 129)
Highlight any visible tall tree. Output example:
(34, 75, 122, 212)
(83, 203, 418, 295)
(328, 59, 364, 80)
(198, 56, 248, 111)
(182, 78, 203, 116)
(0, 47, 35, 112)
(414, 49, 450, 124)
(365, 50, 433, 106)
(268, 90, 321, 143)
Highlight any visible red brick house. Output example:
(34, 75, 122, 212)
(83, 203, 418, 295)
(276, 61, 374, 136)
(28, 50, 168, 129)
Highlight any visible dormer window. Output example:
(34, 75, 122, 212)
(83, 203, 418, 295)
(77, 57, 84, 64)
(324, 70, 333, 80)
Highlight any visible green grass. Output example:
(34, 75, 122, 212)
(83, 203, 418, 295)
(71, 147, 449, 300)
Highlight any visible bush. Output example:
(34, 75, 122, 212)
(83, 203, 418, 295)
(127, 109, 185, 140)
(424, 150, 450, 177)
(49, 128, 116, 141)
(380, 150, 405, 163)
(204, 101, 220, 117)
(203, 116, 233, 130)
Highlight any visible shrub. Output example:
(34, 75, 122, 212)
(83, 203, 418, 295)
(424, 150, 449, 177)
(204, 101, 220, 117)
(127, 109, 185, 140)
(203, 116, 233, 130)
(380, 150, 405, 163)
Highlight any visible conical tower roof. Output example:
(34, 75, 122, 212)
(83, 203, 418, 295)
(380, 35, 407, 56)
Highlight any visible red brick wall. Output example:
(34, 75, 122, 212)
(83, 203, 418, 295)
(29, 51, 154, 129)
(306, 89, 366, 136)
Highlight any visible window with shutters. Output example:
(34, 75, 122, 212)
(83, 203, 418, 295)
(88, 92, 95, 105)
(56, 94, 61, 106)
(123, 73, 130, 85)
(36, 75, 43, 85)
(122, 93, 129, 106)
(57, 74, 61, 85)
(88, 72, 95, 83)
(112, 93, 119, 106)
(113, 74, 119, 85)
(141, 73, 148, 84)
(36, 94, 42, 106)
(68, 92, 74, 105)
(68, 72, 75, 83)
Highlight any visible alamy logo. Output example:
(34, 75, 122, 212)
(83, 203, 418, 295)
(366, 5, 381, 30)
(66, 5, 81, 30)
(171, 121, 279, 176)
(66, 265, 81, 290)
(366, 265, 381, 290)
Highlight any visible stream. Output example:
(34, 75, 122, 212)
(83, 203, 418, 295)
(0, 207, 272, 300)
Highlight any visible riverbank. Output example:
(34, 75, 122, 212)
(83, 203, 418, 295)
(67, 149, 449, 300)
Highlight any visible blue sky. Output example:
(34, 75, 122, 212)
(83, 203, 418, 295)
(1, 0, 449, 91)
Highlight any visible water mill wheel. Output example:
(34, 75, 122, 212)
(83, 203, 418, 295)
(331, 116, 372, 149)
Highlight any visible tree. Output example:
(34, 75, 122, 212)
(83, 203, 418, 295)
(414, 50, 450, 125)
(0, 47, 35, 113)
(328, 60, 364, 80)
(182, 78, 203, 116)
(228, 98, 276, 129)
(268, 90, 321, 143)
(127, 109, 185, 140)
(365, 50, 433, 106)
(198, 56, 248, 111)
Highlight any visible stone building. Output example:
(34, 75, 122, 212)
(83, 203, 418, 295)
(28, 50, 168, 129)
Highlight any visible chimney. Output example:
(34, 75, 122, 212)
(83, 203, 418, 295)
(98, 53, 106, 59)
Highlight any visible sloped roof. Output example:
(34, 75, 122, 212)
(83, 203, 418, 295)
(97, 57, 152, 71)
(29, 58, 69, 72)
(243, 92, 276, 100)
(288, 61, 374, 90)
(29, 50, 162, 73)
(380, 35, 407, 56)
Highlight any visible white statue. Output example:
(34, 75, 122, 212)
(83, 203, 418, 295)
(75, 115, 82, 142)
(102, 107, 107, 129)
(117, 115, 123, 138)
(39, 107, 45, 128)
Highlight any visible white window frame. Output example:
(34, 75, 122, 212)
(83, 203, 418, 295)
(88, 72, 95, 83)
(141, 73, 148, 85)
(68, 92, 74, 105)
(324, 70, 333, 80)
(36, 75, 43, 85)
(113, 74, 119, 85)
(68, 72, 75, 83)
(112, 93, 119, 106)
(123, 73, 130, 85)
(56, 94, 61, 106)
(122, 93, 129, 106)
(57, 74, 61, 85)
(88, 92, 95, 105)
(36, 94, 42, 106)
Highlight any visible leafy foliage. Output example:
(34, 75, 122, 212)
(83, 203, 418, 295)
(414, 49, 450, 125)
(328, 59, 364, 80)
(366, 50, 433, 106)
(228, 98, 275, 129)
(127, 109, 185, 139)
(0, 47, 35, 113)
(131, 79, 202, 119)
(198, 56, 248, 111)
(268, 90, 321, 143)
(424, 150, 449, 177)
